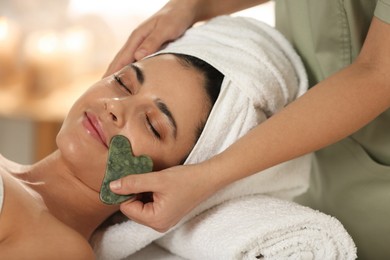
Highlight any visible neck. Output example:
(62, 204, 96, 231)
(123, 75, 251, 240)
(18, 150, 119, 239)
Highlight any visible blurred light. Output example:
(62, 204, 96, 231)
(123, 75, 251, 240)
(37, 32, 60, 54)
(63, 27, 91, 53)
(68, 0, 169, 16)
(0, 17, 10, 40)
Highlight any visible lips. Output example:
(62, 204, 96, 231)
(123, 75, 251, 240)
(83, 112, 108, 148)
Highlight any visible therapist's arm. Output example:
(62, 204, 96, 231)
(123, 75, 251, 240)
(104, 0, 268, 76)
(111, 17, 390, 232)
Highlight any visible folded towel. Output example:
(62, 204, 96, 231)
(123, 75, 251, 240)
(92, 220, 162, 259)
(93, 15, 315, 259)
(127, 243, 184, 260)
(156, 195, 357, 260)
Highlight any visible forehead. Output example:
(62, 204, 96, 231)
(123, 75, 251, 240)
(139, 54, 208, 112)
(135, 54, 207, 101)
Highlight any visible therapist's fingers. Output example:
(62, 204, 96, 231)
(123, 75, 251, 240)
(103, 30, 146, 77)
(103, 1, 197, 78)
(131, 10, 196, 61)
(109, 170, 162, 195)
(111, 164, 214, 232)
(103, 24, 153, 77)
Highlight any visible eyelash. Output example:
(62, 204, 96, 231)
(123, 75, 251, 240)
(146, 115, 161, 140)
(114, 74, 132, 94)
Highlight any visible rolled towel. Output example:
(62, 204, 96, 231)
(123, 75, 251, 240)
(93, 15, 311, 259)
(92, 220, 163, 259)
(156, 195, 357, 260)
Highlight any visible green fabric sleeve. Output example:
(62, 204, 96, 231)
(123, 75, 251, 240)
(375, 0, 390, 23)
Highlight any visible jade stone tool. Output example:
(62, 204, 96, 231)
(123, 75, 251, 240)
(100, 135, 153, 205)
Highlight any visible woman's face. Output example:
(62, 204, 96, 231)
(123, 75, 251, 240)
(57, 54, 209, 191)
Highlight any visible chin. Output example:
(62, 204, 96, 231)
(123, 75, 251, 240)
(56, 123, 108, 187)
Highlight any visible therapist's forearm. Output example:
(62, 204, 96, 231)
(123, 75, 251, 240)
(202, 17, 390, 190)
(206, 61, 389, 189)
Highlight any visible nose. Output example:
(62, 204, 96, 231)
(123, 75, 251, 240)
(104, 97, 126, 128)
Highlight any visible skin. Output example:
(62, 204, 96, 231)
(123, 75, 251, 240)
(0, 54, 210, 259)
(106, 0, 390, 232)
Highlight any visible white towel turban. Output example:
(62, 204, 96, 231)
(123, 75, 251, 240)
(155, 15, 308, 165)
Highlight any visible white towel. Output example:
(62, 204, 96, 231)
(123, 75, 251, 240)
(156, 195, 357, 260)
(127, 243, 184, 260)
(92, 16, 352, 259)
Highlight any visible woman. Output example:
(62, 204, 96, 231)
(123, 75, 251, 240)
(0, 53, 223, 259)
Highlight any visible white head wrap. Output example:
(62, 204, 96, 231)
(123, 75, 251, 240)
(155, 16, 308, 164)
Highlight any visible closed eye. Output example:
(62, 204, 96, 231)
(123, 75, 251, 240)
(146, 115, 161, 139)
(114, 74, 132, 94)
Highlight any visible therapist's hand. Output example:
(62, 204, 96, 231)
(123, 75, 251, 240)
(104, 0, 198, 77)
(109, 163, 218, 232)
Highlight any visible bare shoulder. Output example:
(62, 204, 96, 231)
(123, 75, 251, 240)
(0, 220, 95, 259)
(65, 227, 96, 259)
(40, 227, 96, 260)
(30, 218, 96, 259)
(0, 168, 95, 259)
(0, 157, 95, 259)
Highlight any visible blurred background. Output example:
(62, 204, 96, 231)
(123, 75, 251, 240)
(0, 0, 274, 164)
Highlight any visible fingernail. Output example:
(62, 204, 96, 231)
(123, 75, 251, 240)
(135, 49, 147, 60)
(110, 180, 121, 190)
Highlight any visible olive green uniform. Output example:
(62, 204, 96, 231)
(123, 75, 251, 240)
(274, 0, 390, 259)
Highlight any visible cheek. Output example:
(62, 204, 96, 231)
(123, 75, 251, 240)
(146, 143, 193, 171)
(122, 129, 163, 170)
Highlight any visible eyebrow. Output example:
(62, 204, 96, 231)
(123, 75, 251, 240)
(130, 63, 145, 84)
(129, 64, 178, 139)
(155, 99, 177, 139)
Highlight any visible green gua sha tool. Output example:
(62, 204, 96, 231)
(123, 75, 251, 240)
(100, 135, 153, 205)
